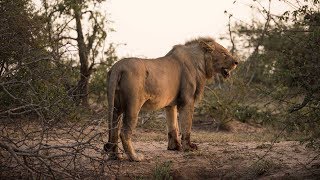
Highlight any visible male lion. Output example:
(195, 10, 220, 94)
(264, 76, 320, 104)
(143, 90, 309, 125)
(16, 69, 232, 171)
(104, 37, 238, 161)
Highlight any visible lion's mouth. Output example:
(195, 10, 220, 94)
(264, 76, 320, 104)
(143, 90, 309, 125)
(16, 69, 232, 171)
(221, 68, 230, 78)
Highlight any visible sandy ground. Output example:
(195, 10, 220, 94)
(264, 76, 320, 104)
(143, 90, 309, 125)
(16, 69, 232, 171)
(103, 122, 320, 179)
(1, 119, 319, 179)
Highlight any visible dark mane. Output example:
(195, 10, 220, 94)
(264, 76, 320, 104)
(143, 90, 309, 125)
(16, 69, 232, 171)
(184, 37, 216, 46)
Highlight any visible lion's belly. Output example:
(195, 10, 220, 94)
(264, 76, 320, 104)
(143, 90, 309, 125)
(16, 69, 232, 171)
(140, 60, 180, 111)
(141, 96, 176, 111)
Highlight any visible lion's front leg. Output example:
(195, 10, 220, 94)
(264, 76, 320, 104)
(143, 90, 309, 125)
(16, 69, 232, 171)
(179, 103, 198, 151)
(165, 106, 182, 151)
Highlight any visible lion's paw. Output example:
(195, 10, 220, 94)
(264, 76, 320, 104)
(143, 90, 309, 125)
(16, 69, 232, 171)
(183, 143, 198, 152)
(129, 153, 145, 162)
(108, 154, 123, 160)
(168, 143, 182, 151)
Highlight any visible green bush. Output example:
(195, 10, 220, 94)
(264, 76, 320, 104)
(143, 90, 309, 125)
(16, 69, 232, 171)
(152, 161, 173, 180)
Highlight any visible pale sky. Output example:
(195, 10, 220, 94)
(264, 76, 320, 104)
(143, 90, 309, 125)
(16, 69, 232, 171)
(105, 0, 250, 58)
(105, 0, 284, 58)
(33, 0, 296, 59)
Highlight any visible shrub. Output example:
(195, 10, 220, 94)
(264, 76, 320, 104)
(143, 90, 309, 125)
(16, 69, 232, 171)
(152, 161, 173, 180)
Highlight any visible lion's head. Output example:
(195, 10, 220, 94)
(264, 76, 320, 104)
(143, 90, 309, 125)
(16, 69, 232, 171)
(211, 43, 238, 78)
(198, 38, 239, 78)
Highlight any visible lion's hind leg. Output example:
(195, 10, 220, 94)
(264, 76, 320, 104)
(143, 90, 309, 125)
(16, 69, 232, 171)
(120, 105, 144, 162)
(105, 107, 123, 160)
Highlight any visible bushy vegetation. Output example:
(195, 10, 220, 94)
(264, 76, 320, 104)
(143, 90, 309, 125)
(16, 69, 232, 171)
(198, 0, 320, 146)
(152, 161, 173, 180)
(0, 0, 118, 120)
(1, 0, 73, 120)
(0, 0, 117, 178)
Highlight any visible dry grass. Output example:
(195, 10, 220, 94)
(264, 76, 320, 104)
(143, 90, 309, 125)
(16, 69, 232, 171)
(135, 123, 294, 144)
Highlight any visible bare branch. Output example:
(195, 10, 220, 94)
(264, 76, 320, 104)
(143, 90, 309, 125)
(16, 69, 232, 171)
(0, 142, 36, 178)
(228, 14, 236, 54)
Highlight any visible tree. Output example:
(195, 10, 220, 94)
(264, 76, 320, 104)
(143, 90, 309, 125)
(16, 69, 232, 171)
(0, 0, 42, 77)
(42, 0, 107, 107)
(229, 0, 320, 142)
(0, 0, 47, 116)
(0, 1, 113, 178)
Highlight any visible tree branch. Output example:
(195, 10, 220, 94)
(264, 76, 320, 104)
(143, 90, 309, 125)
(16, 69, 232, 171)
(0, 142, 36, 178)
(228, 14, 236, 54)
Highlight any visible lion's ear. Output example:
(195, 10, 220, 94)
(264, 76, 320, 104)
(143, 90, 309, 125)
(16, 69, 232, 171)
(204, 53, 214, 78)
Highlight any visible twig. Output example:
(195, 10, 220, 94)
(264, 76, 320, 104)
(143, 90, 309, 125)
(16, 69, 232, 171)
(0, 142, 36, 178)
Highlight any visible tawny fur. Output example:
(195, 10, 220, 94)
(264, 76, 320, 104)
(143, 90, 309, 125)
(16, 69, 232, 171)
(104, 37, 238, 161)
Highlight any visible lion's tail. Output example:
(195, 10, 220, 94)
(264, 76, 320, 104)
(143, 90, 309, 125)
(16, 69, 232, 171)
(104, 67, 120, 151)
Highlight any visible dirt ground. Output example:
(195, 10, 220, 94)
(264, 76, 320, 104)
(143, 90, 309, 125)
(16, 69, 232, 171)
(104, 121, 320, 179)
(1, 118, 320, 179)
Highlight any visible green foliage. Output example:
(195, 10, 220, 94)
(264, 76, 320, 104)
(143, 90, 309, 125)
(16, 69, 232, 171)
(0, 59, 78, 119)
(89, 63, 108, 104)
(197, 85, 234, 131)
(89, 44, 118, 104)
(152, 161, 173, 180)
(196, 74, 277, 130)
(245, 159, 280, 178)
(224, 0, 320, 145)
(138, 111, 167, 131)
(0, 0, 78, 120)
(0, 0, 117, 120)
(234, 105, 260, 123)
(42, 0, 109, 106)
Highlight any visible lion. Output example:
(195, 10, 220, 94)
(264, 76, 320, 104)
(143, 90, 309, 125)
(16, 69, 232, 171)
(104, 37, 238, 161)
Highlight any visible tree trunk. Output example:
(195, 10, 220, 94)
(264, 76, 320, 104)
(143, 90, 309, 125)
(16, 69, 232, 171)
(74, 5, 90, 107)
